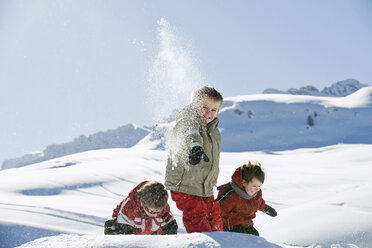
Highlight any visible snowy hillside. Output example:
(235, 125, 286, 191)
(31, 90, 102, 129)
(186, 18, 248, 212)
(219, 85, 372, 152)
(1, 124, 150, 170)
(1, 144, 372, 247)
(139, 85, 372, 152)
(263, 78, 368, 96)
(2, 81, 372, 170)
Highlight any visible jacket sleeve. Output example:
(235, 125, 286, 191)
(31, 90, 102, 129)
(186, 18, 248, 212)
(173, 106, 207, 150)
(257, 190, 267, 212)
(168, 116, 204, 169)
(219, 191, 237, 225)
(112, 199, 125, 218)
(174, 116, 203, 149)
(115, 198, 137, 231)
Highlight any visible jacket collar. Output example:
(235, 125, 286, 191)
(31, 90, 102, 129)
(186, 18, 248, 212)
(207, 117, 219, 132)
(230, 165, 258, 200)
(230, 181, 257, 200)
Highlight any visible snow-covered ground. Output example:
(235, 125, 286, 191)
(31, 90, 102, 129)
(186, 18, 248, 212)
(1, 144, 371, 247)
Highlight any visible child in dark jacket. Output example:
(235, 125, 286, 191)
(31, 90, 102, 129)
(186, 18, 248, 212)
(104, 181, 177, 235)
(217, 162, 277, 236)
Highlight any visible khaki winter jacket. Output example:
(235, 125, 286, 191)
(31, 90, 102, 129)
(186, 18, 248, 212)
(165, 105, 221, 197)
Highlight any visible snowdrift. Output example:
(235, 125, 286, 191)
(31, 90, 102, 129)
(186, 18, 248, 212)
(1, 144, 372, 247)
(16, 232, 282, 248)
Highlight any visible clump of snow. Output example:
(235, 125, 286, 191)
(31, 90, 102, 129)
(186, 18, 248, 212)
(146, 18, 204, 124)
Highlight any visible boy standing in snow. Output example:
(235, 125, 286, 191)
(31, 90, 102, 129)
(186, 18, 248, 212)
(104, 181, 177, 235)
(217, 162, 277, 236)
(165, 86, 224, 233)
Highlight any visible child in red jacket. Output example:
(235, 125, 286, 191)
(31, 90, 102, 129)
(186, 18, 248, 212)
(104, 181, 177, 235)
(217, 162, 277, 236)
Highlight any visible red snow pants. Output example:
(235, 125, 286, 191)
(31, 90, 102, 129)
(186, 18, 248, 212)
(171, 191, 223, 233)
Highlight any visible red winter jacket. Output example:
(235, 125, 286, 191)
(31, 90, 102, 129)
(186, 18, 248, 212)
(112, 181, 175, 235)
(217, 166, 266, 229)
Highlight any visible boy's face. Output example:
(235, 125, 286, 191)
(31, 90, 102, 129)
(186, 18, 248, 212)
(199, 97, 221, 124)
(143, 205, 163, 217)
(242, 177, 262, 196)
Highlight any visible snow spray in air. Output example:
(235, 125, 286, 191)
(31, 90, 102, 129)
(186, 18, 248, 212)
(146, 18, 205, 124)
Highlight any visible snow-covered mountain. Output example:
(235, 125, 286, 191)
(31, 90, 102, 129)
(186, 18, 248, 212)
(263, 78, 368, 96)
(219, 85, 372, 152)
(1, 124, 150, 170)
(140, 85, 372, 152)
(2, 80, 372, 170)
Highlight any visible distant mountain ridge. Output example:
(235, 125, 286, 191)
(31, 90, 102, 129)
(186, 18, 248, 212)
(219, 86, 372, 151)
(263, 78, 368, 96)
(2, 79, 371, 170)
(1, 124, 151, 170)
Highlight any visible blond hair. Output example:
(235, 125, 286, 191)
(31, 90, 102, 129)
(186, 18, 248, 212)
(191, 86, 223, 107)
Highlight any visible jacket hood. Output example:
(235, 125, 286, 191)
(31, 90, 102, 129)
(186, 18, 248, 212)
(129, 181, 147, 212)
(231, 166, 244, 188)
(230, 166, 258, 200)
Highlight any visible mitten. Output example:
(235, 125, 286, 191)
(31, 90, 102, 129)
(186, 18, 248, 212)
(117, 223, 136, 234)
(104, 217, 118, 235)
(188, 146, 209, 165)
(263, 205, 277, 217)
(161, 219, 178, 234)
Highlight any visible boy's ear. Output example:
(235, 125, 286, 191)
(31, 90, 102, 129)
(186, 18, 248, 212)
(218, 101, 223, 111)
(241, 180, 248, 187)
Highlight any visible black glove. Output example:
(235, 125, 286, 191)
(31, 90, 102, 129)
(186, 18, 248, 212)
(161, 219, 178, 235)
(117, 223, 136, 234)
(189, 146, 209, 165)
(104, 217, 136, 235)
(263, 205, 277, 217)
(104, 217, 118, 235)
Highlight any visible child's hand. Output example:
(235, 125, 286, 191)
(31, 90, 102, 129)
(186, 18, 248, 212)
(263, 205, 277, 217)
(189, 146, 209, 165)
(104, 217, 118, 235)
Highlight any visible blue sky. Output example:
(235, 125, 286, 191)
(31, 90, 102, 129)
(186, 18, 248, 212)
(1, 0, 372, 163)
